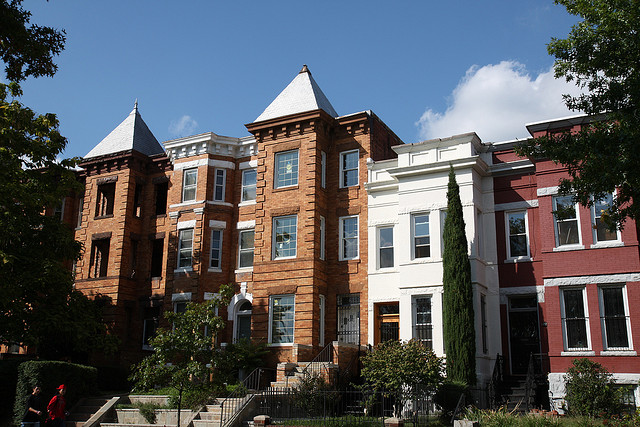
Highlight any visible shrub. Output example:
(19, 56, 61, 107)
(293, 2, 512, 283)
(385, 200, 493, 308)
(13, 360, 97, 425)
(434, 380, 469, 420)
(564, 358, 622, 417)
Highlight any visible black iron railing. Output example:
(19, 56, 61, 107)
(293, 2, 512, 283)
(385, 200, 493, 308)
(488, 354, 504, 409)
(219, 367, 276, 426)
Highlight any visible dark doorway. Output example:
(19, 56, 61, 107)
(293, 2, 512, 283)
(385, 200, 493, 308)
(508, 295, 541, 374)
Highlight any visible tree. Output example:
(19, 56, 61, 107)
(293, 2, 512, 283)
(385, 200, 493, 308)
(517, 0, 640, 227)
(360, 339, 444, 418)
(442, 167, 476, 385)
(130, 285, 234, 427)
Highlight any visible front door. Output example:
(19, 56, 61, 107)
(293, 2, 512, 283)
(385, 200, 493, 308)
(508, 295, 541, 374)
(375, 302, 399, 344)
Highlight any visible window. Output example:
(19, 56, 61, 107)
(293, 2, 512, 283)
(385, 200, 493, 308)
(481, 295, 488, 353)
(238, 229, 255, 268)
(553, 195, 580, 246)
(235, 300, 252, 342)
(177, 229, 194, 269)
(593, 193, 619, 243)
(340, 149, 359, 187)
(413, 297, 432, 349)
(53, 198, 65, 221)
(213, 169, 226, 202)
(321, 151, 327, 188)
(142, 306, 160, 349)
(269, 295, 295, 344)
(76, 195, 84, 228)
(182, 168, 198, 202)
(319, 295, 326, 347)
(413, 214, 430, 258)
(174, 301, 188, 314)
(273, 216, 297, 259)
(90, 238, 110, 278)
(319, 216, 326, 260)
(337, 294, 360, 344)
(241, 169, 257, 202)
(599, 285, 630, 349)
(378, 226, 394, 268)
(133, 184, 142, 217)
(210, 229, 223, 269)
(155, 181, 168, 215)
(150, 238, 164, 278)
(339, 216, 359, 260)
(275, 150, 298, 188)
(506, 211, 529, 258)
(96, 183, 115, 217)
(560, 288, 590, 350)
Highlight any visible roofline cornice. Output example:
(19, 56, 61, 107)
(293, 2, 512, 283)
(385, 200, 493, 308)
(162, 132, 258, 163)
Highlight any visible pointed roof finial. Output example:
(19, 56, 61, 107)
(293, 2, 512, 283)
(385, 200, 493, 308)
(299, 64, 310, 74)
(134, 98, 138, 111)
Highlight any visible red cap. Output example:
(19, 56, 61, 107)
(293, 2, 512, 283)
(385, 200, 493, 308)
(56, 384, 66, 390)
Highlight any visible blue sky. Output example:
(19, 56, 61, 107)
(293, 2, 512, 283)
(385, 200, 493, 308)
(18, 1, 581, 159)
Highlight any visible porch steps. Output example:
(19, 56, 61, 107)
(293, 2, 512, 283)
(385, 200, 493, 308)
(65, 397, 111, 427)
(269, 361, 338, 389)
(192, 397, 247, 427)
(502, 378, 528, 414)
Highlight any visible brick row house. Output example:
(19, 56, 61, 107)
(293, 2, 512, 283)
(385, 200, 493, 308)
(8, 67, 639, 409)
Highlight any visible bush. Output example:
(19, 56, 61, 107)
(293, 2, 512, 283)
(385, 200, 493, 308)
(13, 360, 98, 425)
(434, 380, 469, 419)
(564, 358, 622, 417)
(465, 407, 562, 426)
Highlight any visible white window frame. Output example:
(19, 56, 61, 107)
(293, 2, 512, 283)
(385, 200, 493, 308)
(412, 295, 433, 350)
(378, 226, 394, 269)
(319, 295, 326, 347)
(591, 193, 621, 244)
(339, 215, 359, 260)
(274, 150, 299, 189)
(209, 229, 223, 271)
(177, 229, 194, 270)
(553, 195, 582, 248)
(560, 287, 591, 351)
(340, 149, 359, 188)
(213, 168, 226, 202)
(505, 210, 531, 260)
(238, 229, 255, 269)
(182, 168, 198, 202)
(319, 215, 326, 260)
(598, 284, 632, 350)
(269, 294, 295, 345)
(321, 151, 327, 188)
(272, 215, 297, 260)
(412, 213, 431, 259)
(241, 169, 257, 202)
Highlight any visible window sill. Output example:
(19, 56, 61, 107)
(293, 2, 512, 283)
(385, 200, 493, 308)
(268, 343, 294, 347)
(373, 268, 398, 274)
(169, 200, 205, 209)
(553, 245, 585, 252)
(94, 214, 114, 219)
(142, 345, 154, 351)
(174, 267, 193, 273)
(239, 200, 257, 207)
(561, 350, 595, 356)
(339, 257, 360, 262)
(600, 350, 636, 356)
(208, 268, 222, 273)
(504, 257, 533, 263)
(235, 267, 254, 274)
(590, 241, 624, 249)
(273, 185, 298, 192)
(404, 257, 441, 265)
(273, 256, 297, 261)
(207, 200, 233, 207)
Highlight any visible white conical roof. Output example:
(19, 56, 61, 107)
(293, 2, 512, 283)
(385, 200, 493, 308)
(255, 65, 338, 122)
(84, 101, 164, 159)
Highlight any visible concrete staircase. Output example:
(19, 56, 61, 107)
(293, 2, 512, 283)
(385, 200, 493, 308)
(65, 397, 112, 427)
(269, 361, 338, 389)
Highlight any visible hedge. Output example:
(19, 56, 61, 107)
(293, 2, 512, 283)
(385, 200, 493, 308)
(0, 359, 24, 423)
(13, 360, 97, 426)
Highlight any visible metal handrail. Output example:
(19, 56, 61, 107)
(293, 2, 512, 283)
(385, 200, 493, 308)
(524, 353, 536, 412)
(219, 367, 274, 427)
(299, 342, 338, 384)
(488, 354, 504, 409)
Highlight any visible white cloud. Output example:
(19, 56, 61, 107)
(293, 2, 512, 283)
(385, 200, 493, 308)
(416, 61, 586, 142)
(168, 115, 198, 137)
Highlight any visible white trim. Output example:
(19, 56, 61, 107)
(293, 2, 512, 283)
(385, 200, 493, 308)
(213, 168, 226, 202)
(241, 169, 257, 202)
(560, 351, 595, 356)
(505, 210, 530, 260)
(590, 241, 624, 249)
(559, 287, 592, 351)
(319, 215, 326, 261)
(268, 294, 295, 345)
(237, 220, 256, 230)
(206, 201, 233, 207)
(411, 212, 431, 260)
(339, 149, 359, 188)
(600, 350, 637, 356)
(499, 286, 545, 304)
(339, 215, 359, 260)
(209, 159, 235, 170)
(174, 158, 208, 170)
(169, 200, 205, 209)
(239, 159, 258, 169)
(553, 195, 582, 248)
(321, 151, 327, 188)
(238, 229, 255, 269)
(209, 228, 223, 270)
(377, 225, 394, 269)
(598, 284, 633, 351)
(544, 273, 640, 287)
(274, 149, 299, 189)
(591, 193, 622, 244)
(204, 292, 219, 300)
(209, 220, 226, 229)
(172, 292, 192, 302)
(272, 215, 298, 260)
(177, 220, 196, 230)
(494, 199, 538, 211)
(319, 295, 326, 347)
(537, 186, 560, 197)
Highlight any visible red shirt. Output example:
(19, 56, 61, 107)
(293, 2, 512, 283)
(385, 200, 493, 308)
(47, 394, 66, 420)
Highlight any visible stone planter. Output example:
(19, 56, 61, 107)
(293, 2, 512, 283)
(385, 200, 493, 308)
(116, 408, 193, 426)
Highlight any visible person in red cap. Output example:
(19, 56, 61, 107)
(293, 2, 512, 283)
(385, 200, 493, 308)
(46, 385, 68, 427)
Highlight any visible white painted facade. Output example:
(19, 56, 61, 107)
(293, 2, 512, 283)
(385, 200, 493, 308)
(365, 132, 501, 386)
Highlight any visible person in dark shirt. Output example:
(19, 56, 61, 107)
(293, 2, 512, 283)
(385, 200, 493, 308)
(21, 385, 43, 427)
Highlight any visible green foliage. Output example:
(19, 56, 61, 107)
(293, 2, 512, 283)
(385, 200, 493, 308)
(564, 358, 623, 417)
(0, 0, 66, 82)
(215, 338, 268, 384)
(294, 372, 340, 417)
(465, 407, 562, 426)
(13, 360, 97, 425)
(442, 167, 476, 385)
(361, 339, 443, 417)
(434, 379, 469, 419)
(135, 402, 159, 424)
(518, 1, 640, 226)
(130, 286, 233, 425)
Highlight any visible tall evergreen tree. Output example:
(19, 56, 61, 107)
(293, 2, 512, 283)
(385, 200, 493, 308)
(442, 166, 476, 385)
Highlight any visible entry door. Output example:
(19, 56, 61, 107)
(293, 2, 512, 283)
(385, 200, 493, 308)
(508, 295, 541, 374)
(375, 302, 399, 344)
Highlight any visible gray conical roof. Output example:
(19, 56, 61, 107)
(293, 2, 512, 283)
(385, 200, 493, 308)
(255, 65, 338, 122)
(85, 102, 164, 159)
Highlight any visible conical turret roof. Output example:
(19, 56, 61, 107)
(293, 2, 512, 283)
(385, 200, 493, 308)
(85, 101, 164, 159)
(255, 65, 338, 122)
